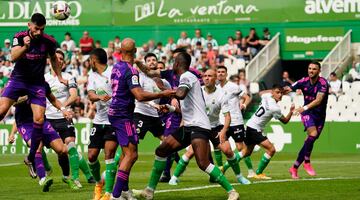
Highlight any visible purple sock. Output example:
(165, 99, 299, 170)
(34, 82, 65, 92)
(28, 123, 43, 162)
(163, 155, 173, 176)
(304, 136, 317, 163)
(112, 170, 129, 198)
(35, 152, 46, 179)
(58, 154, 70, 177)
(294, 144, 306, 168)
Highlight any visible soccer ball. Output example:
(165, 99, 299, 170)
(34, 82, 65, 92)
(52, 1, 71, 20)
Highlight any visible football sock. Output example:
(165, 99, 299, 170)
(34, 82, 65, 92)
(78, 153, 92, 180)
(304, 136, 317, 163)
(256, 153, 272, 174)
(58, 153, 70, 176)
(112, 169, 129, 198)
(173, 155, 190, 178)
(223, 151, 243, 172)
(114, 147, 122, 166)
(293, 144, 306, 168)
(163, 154, 175, 177)
(89, 159, 101, 182)
(35, 152, 46, 179)
(105, 159, 117, 193)
(228, 153, 241, 175)
(148, 156, 167, 190)
(205, 164, 233, 192)
(67, 142, 79, 180)
(28, 122, 43, 162)
(244, 157, 254, 170)
(41, 149, 52, 171)
(214, 149, 223, 166)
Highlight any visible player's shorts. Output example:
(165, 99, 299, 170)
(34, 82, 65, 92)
(244, 126, 268, 145)
(133, 113, 164, 140)
(227, 125, 245, 142)
(109, 116, 138, 147)
(47, 118, 76, 142)
(17, 121, 60, 148)
(171, 126, 211, 149)
(2, 79, 46, 107)
(89, 124, 117, 149)
(162, 113, 181, 137)
(209, 125, 224, 148)
(301, 114, 325, 137)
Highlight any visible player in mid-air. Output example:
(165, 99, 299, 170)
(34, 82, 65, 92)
(108, 38, 174, 200)
(238, 85, 294, 179)
(86, 48, 121, 200)
(45, 49, 94, 189)
(216, 66, 255, 177)
(8, 83, 71, 192)
(133, 52, 240, 200)
(168, 69, 251, 186)
(284, 61, 329, 179)
(0, 13, 65, 169)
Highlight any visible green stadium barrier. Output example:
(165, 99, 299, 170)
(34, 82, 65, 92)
(0, 122, 359, 154)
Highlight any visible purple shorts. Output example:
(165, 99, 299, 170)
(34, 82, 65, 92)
(162, 113, 181, 137)
(109, 116, 138, 147)
(17, 121, 60, 147)
(2, 79, 46, 107)
(301, 114, 325, 137)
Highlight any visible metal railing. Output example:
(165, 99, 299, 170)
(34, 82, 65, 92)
(246, 33, 280, 82)
(321, 30, 352, 78)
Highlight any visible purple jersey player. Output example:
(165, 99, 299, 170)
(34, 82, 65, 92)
(0, 13, 65, 165)
(108, 38, 174, 200)
(284, 61, 329, 179)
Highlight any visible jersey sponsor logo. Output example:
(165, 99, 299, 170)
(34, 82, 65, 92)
(266, 125, 291, 152)
(13, 38, 18, 46)
(132, 75, 139, 85)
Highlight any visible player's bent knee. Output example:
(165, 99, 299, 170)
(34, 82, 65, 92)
(197, 160, 211, 171)
(155, 142, 173, 158)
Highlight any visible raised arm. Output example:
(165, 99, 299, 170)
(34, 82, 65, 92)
(279, 104, 295, 124)
(135, 60, 161, 78)
(131, 87, 175, 102)
(11, 36, 30, 62)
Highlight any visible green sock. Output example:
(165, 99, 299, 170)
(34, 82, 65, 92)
(105, 159, 117, 193)
(214, 149, 223, 167)
(223, 151, 243, 173)
(41, 149, 52, 171)
(206, 164, 233, 192)
(148, 156, 167, 190)
(68, 143, 79, 180)
(114, 147, 122, 166)
(256, 153, 272, 174)
(173, 155, 189, 177)
(244, 156, 254, 170)
(89, 159, 101, 182)
(78, 154, 93, 180)
(228, 153, 241, 175)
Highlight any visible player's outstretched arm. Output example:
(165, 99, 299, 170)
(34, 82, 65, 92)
(63, 88, 78, 107)
(8, 121, 17, 144)
(279, 104, 295, 124)
(240, 93, 251, 110)
(88, 90, 111, 103)
(131, 87, 175, 102)
(174, 86, 190, 100)
(46, 92, 72, 120)
(294, 92, 325, 114)
(134, 60, 161, 78)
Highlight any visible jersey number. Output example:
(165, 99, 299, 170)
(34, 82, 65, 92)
(255, 106, 265, 117)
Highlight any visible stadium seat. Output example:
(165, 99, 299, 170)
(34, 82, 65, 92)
(224, 58, 232, 69)
(351, 81, 360, 91)
(327, 95, 337, 106)
(337, 94, 352, 107)
(249, 82, 259, 94)
(342, 81, 350, 93)
(233, 59, 245, 70)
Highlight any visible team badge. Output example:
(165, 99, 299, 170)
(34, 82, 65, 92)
(132, 75, 139, 85)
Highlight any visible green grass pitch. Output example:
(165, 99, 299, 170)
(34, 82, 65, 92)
(1, 151, 359, 200)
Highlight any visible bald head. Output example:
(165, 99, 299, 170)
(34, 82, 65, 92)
(203, 69, 217, 88)
(121, 38, 136, 55)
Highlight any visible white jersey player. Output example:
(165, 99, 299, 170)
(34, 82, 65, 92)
(216, 66, 254, 177)
(241, 85, 295, 180)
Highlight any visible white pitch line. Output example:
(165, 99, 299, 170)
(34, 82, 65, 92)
(0, 163, 21, 167)
(155, 177, 360, 193)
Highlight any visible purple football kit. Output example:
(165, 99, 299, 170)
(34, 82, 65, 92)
(290, 76, 329, 135)
(108, 61, 140, 146)
(2, 30, 57, 107)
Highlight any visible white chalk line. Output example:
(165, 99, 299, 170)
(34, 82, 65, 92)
(155, 176, 360, 193)
(0, 162, 22, 167)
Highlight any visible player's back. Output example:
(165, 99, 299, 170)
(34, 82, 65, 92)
(109, 61, 139, 119)
(179, 71, 211, 130)
(11, 30, 57, 84)
(247, 93, 282, 132)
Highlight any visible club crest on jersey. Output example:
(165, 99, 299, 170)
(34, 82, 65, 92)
(13, 38, 18, 46)
(132, 75, 139, 85)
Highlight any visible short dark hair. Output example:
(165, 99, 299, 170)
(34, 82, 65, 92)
(55, 49, 65, 58)
(90, 48, 107, 65)
(157, 42, 163, 46)
(31, 13, 46, 26)
(272, 84, 283, 91)
(330, 72, 337, 77)
(217, 66, 227, 72)
(175, 52, 191, 70)
(229, 75, 239, 81)
(310, 61, 321, 69)
(157, 61, 165, 66)
(172, 48, 186, 54)
(65, 32, 71, 37)
(144, 53, 157, 62)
